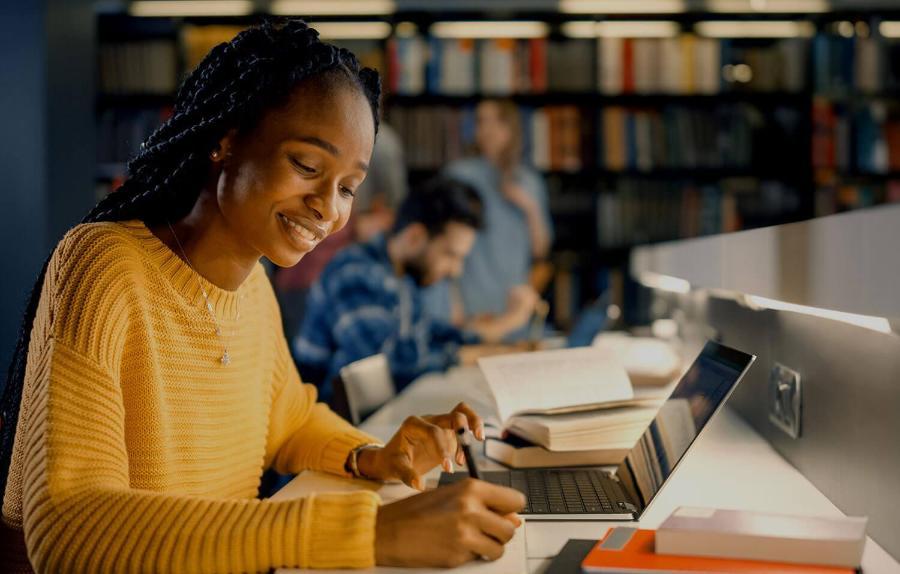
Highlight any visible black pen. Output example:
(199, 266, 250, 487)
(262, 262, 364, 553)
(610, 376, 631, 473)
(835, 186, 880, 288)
(456, 427, 482, 480)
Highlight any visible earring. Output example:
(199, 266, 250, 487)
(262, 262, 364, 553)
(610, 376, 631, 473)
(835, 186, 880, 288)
(210, 148, 221, 161)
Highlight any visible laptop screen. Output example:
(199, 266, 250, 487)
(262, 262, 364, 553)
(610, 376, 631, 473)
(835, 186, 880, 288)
(614, 341, 755, 515)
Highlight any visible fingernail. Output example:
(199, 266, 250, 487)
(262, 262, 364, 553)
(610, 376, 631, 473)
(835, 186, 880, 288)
(443, 457, 454, 473)
(477, 426, 485, 440)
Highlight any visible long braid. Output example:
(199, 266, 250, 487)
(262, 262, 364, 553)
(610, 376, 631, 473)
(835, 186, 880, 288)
(0, 19, 381, 498)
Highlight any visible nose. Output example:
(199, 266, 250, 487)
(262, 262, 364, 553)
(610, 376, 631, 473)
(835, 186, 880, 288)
(304, 180, 340, 223)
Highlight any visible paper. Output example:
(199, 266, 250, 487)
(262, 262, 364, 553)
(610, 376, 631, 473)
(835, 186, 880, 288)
(477, 347, 634, 424)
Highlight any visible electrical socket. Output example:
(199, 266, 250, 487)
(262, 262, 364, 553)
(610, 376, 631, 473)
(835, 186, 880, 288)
(768, 363, 802, 439)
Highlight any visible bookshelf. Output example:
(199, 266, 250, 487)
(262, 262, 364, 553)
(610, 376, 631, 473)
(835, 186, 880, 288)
(94, 7, 900, 325)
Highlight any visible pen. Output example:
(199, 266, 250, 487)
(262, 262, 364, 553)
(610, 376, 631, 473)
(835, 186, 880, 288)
(456, 427, 482, 480)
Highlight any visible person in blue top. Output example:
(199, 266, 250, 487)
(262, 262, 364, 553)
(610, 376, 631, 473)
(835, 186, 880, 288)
(424, 99, 553, 332)
(295, 177, 537, 401)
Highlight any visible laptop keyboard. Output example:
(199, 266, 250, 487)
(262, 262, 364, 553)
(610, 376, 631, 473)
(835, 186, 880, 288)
(506, 469, 630, 515)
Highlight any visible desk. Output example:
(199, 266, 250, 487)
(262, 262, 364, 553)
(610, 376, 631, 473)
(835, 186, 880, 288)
(276, 366, 900, 573)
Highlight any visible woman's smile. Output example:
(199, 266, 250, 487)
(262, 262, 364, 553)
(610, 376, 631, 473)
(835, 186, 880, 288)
(277, 211, 327, 250)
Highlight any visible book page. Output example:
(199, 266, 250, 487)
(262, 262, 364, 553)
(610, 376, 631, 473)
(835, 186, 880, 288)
(478, 347, 634, 424)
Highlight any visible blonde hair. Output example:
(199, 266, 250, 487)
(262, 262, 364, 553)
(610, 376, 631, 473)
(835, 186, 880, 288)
(477, 99, 522, 176)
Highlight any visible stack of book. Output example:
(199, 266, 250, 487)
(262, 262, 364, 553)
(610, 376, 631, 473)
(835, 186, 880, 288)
(577, 507, 867, 573)
(477, 346, 673, 469)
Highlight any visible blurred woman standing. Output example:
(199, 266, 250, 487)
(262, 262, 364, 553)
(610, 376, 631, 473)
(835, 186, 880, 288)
(427, 99, 552, 334)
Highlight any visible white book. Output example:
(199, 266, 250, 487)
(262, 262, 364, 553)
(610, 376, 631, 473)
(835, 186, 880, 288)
(660, 37, 683, 94)
(506, 406, 659, 451)
(530, 109, 551, 170)
(441, 39, 475, 95)
(399, 36, 426, 95)
(656, 507, 868, 569)
(599, 37, 623, 95)
(479, 39, 514, 95)
(484, 434, 628, 468)
(694, 37, 720, 95)
(477, 347, 635, 426)
(632, 39, 655, 94)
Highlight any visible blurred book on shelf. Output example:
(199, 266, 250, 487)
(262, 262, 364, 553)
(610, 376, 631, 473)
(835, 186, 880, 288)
(98, 39, 178, 94)
(382, 35, 809, 96)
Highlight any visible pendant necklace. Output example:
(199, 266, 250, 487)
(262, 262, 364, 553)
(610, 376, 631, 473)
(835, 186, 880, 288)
(167, 221, 239, 366)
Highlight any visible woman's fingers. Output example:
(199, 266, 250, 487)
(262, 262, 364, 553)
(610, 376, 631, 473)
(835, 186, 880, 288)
(477, 480, 528, 515)
(451, 402, 485, 440)
(392, 453, 423, 490)
(474, 507, 517, 545)
(464, 531, 505, 562)
(400, 415, 457, 466)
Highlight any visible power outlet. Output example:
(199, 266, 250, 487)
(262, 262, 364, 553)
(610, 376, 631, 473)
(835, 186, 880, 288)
(768, 363, 802, 439)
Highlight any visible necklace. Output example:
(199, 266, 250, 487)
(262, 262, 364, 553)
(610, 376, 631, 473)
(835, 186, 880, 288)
(167, 221, 239, 366)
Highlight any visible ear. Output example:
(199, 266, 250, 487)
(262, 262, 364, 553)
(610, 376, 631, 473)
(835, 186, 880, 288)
(404, 222, 429, 251)
(212, 129, 238, 163)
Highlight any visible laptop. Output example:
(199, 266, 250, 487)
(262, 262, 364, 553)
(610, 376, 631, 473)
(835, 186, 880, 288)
(439, 340, 756, 521)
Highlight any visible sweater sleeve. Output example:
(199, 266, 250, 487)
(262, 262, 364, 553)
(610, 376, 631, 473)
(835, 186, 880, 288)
(19, 229, 380, 572)
(266, 331, 382, 477)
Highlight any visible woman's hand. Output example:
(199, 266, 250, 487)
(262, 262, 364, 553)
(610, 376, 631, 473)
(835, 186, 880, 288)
(375, 478, 526, 567)
(357, 402, 485, 490)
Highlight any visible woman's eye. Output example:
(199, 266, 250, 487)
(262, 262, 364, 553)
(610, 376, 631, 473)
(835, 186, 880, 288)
(291, 158, 316, 175)
(340, 185, 356, 198)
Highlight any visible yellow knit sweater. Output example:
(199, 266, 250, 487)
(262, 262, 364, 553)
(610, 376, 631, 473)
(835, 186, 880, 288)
(2, 220, 382, 572)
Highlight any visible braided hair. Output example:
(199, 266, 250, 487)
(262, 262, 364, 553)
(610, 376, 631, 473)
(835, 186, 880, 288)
(0, 19, 381, 497)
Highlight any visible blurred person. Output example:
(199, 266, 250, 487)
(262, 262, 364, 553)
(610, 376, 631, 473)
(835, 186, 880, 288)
(425, 99, 553, 334)
(295, 177, 537, 399)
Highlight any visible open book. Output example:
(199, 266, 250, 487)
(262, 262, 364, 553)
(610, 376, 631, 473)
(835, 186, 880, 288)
(478, 346, 654, 426)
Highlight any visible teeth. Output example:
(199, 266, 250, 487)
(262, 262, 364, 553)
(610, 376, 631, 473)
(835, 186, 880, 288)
(280, 214, 320, 243)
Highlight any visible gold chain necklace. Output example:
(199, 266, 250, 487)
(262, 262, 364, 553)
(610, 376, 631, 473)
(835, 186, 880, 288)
(167, 222, 239, 366)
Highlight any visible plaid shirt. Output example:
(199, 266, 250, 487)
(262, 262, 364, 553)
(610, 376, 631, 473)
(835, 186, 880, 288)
(294, 234, 478, 399)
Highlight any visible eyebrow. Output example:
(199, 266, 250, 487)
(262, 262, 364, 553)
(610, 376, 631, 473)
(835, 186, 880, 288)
(292, 136, 369, 172)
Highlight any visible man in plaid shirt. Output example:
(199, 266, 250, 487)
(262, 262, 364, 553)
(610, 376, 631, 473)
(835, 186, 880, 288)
(295, 178, 537, 401)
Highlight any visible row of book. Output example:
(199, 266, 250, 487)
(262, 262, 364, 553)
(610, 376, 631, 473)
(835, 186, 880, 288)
(592, 179, 800, 248)
(813, 33, 900, 94)
(98, 32, 823, 97)
(815, 180, 900, 216)
(98, 40, 179, 95)
(813, 99, 900, 173)
(389, 103, 801, 173)
(387, 35, 808, 96)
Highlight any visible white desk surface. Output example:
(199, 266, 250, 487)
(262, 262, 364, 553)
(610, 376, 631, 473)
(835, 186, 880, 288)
(275, 366, 900, 574)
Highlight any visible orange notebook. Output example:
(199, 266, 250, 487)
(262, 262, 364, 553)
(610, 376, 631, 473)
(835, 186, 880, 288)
(581, 528, 857, 573)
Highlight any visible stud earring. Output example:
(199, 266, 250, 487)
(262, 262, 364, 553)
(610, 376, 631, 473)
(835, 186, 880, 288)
(210, 148, 221, 161)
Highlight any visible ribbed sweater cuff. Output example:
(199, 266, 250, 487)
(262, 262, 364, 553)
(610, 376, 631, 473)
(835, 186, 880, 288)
(319, 430, 383, 476)
(300, 491, 380, 568)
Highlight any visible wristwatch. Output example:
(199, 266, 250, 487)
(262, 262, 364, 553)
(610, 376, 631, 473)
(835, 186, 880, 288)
(345, 444, 382, 479)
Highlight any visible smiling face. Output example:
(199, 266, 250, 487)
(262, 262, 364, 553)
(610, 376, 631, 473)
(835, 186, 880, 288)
(215, 73, 375, 268)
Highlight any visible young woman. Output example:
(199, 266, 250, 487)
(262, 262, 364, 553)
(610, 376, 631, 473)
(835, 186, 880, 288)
(425, 99, 552, 333)
(0, 21, 523, 573)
